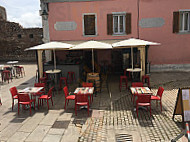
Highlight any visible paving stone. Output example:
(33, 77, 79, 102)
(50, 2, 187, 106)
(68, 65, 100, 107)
(0, 123, 22, 141)
(48, 128, 65, 135)
(42, 134, 62, 142)
(25, 125, 51, 141)
(40, 113, 59, 126)
(7, 131, 30, 142)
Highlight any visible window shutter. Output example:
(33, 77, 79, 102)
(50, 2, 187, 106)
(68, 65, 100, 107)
(84, 15, 95, 35)
(173, 11, 179, 33)
(107, 14, 113, 35)
(126, 13, 131, 34)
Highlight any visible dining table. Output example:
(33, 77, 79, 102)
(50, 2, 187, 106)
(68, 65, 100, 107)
(18, 87, 44, 98)
(126, 68, 142, 81)
(130, 87, 152, 111)
(74, 87, 94, 105)
(74, 87, 94, 95)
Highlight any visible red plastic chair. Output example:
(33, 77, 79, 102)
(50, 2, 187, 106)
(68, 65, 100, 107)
(67, 71, 76, 83)
(33, 83, 45, 97)
(9, 86, 19, 111)
(131, 82, 144, 104)
(18, 93, 35, 115)
(63, 86, 75, 109)
(119, 70, 128, 92)
(136, 94, 151, 118)
(59, 77, 68, 90)
(38, 87, 54, 110)
(2, 70, 12, 83)
(82, 82, 93, 103)
(151, 87, 164, 111)
(142, 75, 150, 88)
(75, 94, 89, 116)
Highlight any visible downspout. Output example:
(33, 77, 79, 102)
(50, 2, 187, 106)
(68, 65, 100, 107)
(39, 0, 50, 78)
(137, 0, 140, 39)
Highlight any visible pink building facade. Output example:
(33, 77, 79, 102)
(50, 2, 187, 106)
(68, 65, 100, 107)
(40, 0, 190, 71)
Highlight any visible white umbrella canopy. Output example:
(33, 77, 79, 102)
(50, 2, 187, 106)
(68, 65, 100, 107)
(112, 38, 160, 69)
(70, 40, 112, 73)
(112, 38, 160, 47)
(25, 41, 73, 69)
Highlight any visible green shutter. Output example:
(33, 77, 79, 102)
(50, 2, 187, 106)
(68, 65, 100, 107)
(173, 11, 179, 33)
(126, 13, 131, 34)
(107, 14, 113, 35)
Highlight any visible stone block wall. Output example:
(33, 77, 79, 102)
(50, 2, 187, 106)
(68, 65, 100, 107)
(0, 5, 43, 62)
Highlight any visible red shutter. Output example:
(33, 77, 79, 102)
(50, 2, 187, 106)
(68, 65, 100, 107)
(173, 11, 179, 33)
(126, 13, 131, 34)
(107, 14, 113, 35)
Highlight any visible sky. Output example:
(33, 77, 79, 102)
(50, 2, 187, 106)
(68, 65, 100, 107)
(0, 0, 42, 28)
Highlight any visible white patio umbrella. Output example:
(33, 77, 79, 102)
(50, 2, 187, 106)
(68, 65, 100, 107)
(70, 40, 112, 73)
(25, 41, 73, 69)
(112, 38, 160, 69)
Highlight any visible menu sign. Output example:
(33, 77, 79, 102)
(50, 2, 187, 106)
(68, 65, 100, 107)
(182, 89, 190, 122)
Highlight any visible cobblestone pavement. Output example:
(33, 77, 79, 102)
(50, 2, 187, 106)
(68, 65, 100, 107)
(78, 72, 190, 142)
(0, 63, 190, 142)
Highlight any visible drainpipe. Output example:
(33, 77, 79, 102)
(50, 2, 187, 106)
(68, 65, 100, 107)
(137, 0, 140, 39)
(39, 0, 50, 78)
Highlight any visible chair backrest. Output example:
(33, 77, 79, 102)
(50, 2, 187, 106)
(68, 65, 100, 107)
(63, 86, 69, 98)
(9, 87, 18, 98)
(137, 94, 151, 104)
(82, 82, 93, 87)
(18, 93, 30, 102)
(157, 87, 164, 98)
(132, 82, 144, 87)
(75, 94, 89, 103)
(34, 83, 45, 91)
(48, 87, 54, 97)
(34, 82, 45, 87)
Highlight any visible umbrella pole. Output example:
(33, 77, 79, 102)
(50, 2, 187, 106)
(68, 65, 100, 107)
(53, 49, 56, 69)
(92, 48, 94, 73)
(131, 47, 133, 69)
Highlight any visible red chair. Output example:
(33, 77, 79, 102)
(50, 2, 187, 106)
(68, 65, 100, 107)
(18, 93, 36, 115)
(131, 82, 144, 104)
(9, 87, 19, 110)
(142, 75, 150, 88)
(38, 87, 54, 110)
(136, 94, 151, 118)
(2, 70, 12, 83)
(33, 83, 45, 97)
(75, 94, 89, 116)
(151, 87, 164, 111)
(59, 77, 68, 90)
(67, 71, 76, 83)
(82, 82, 93, 103)
(63, 86, 75, 109)
(119, 70, 128, 92)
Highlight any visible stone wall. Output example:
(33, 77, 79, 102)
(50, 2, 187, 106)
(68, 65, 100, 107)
(0, 6, 43, 62)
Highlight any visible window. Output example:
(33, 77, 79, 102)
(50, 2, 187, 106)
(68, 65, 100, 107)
(17, 34, 22, 39)
(113, 14, 125, 34)
(179, 11, 190, 32)
(107, 13, 131, 35)
(173, 11, 190, 33)
(83, 14, 96, 36)
(29, 34, 34, 38)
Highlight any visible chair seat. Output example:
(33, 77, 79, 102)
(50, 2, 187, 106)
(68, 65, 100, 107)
(38, 95, 49, 99)
(138, 102, 151, 106)
(33, 91, 44, 96)
(151, 95, 160, 100)
(76, 102, 88, 106)
(66, 95, 75, 100)
(13, 95, 18, 99)
(120, 76, 127, 79)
